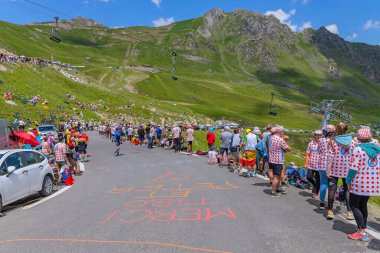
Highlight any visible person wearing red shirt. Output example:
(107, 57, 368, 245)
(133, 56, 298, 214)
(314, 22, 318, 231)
(206, 128, 216, 151)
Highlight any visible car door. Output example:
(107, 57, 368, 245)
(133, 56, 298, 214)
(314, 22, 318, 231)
(22, 151, 43, 193)
(0, 152, 29, 205)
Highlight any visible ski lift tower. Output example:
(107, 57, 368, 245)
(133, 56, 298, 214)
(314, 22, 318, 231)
(171, 51, 177, 80)
(50, 16, 61, 43)
(310, 100, 352, 129)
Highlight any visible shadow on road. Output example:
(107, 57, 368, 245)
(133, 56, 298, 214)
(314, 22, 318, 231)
(263, 189, 273, 196)
(299, 191, 313, 197)
(306, 199, 324, 214)
(252, 182, 270, 187)
(332, 219, 357, 234)
(368, 239, 380, 250)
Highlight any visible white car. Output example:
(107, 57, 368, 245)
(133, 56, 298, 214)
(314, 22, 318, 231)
(0, 149, 54, 213)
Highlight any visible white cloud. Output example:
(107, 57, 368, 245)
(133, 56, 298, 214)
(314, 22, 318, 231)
(299, 21, 312, 31)
(152, 17, 174, 27)
(325, 24, 339, 34)
(265, 9, 297, 31)
(347, 33, 358, 40)
(152, 0, 162, 7)
(286, 21, 297, 32)
(265, 9, 296, 23)
(363, 20, 380, 30)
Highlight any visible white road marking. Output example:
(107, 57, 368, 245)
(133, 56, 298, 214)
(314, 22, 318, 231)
(23, 186, 72, 210)
(338, 214, 380, 240)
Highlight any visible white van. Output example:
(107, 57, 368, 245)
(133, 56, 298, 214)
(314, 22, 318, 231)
(0, 120, 16, 150)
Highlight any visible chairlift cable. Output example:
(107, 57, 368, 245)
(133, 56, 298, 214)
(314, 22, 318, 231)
(9, 0, 52, 18)
(24, 0, 73, 19)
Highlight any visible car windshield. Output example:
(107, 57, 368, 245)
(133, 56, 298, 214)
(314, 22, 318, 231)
(38, 126, 55, 132)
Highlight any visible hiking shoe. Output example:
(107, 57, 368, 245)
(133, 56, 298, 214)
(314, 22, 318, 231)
(271, 192, 281, 198)
(277, 188, 287, 194)
(326, 210, 335, 220)
(319, 202, 326, 210)
(348, 231, 369, 242)
(346, 211, 355, 220)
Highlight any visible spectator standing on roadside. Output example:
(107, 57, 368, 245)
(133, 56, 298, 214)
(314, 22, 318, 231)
(156, 125, 162, 142)
(230, 128, 242, 173)
(145, 124, 151, 140)
(268, 126, 291, 197)
(346, 128, 380, 242)
(172, 125, 181, 152)
(148, 126, 155, 149)
(243, 128, 258, 177)
(137, 125, 145, 145)
(186, 124, 195, 154)
(207, 128, 216, 151)
(54, 136, 69, 185)
(127, 125, 134, 142)
(219, 126, 232, 167)
(305, 130, 322, 199)
(317, 124, 336, 210)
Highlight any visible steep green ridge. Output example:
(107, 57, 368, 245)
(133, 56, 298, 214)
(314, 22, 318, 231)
(0, 8, 379, 129)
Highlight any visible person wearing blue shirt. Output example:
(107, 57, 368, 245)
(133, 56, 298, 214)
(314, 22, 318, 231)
(114, 128, 121, 156)
(156, 125, 162, 141)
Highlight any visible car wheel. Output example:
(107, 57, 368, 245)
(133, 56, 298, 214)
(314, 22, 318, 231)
(40, 175, 54, 197)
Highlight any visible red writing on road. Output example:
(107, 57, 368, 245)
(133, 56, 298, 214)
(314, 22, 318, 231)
(102, 207, 237, 224)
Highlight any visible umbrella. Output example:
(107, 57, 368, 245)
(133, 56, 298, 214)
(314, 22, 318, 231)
(13, 132, 40, 147)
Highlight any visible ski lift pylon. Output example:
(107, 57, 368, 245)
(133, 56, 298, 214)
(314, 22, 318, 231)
(49, 16, 61, 43)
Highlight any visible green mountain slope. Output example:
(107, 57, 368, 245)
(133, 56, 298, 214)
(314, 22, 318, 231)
(1, 8, 379, 128)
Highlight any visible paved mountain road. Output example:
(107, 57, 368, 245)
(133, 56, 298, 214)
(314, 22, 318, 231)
(0, 132, 379, 253)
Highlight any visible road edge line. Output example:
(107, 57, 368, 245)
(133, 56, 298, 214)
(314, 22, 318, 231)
(22, 186, 72, 210)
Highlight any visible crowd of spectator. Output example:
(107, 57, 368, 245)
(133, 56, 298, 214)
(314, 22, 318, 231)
(0, 49, 71, 69)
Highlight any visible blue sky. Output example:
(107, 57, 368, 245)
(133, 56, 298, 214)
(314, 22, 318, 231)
(1, 0, 380, 45)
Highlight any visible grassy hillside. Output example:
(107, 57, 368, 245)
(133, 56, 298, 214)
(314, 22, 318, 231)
(1, 9, 380, 129)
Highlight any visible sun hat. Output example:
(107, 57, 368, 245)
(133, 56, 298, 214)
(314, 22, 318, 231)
(324, 124, 336, 133)
(314, 130, 323, 135)
(357, 128, 372, 140)
(246, 128, 251, 134)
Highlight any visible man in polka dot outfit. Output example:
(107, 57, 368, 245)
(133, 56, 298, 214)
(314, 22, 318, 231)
(268, 126, 291, 197)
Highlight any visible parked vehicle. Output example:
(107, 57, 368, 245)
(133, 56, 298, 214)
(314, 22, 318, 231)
(38, 125, 57, 138)
(0, 149, 54, 214)
(0, 119, 16, 150)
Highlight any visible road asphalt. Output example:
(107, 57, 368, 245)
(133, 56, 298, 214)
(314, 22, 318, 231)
(0, 132, 379, 253)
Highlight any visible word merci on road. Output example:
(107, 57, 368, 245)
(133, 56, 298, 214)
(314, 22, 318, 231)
(102, 173, 240, 224)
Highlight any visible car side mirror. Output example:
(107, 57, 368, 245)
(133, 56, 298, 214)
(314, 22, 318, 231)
(6, 166, 16, 176)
